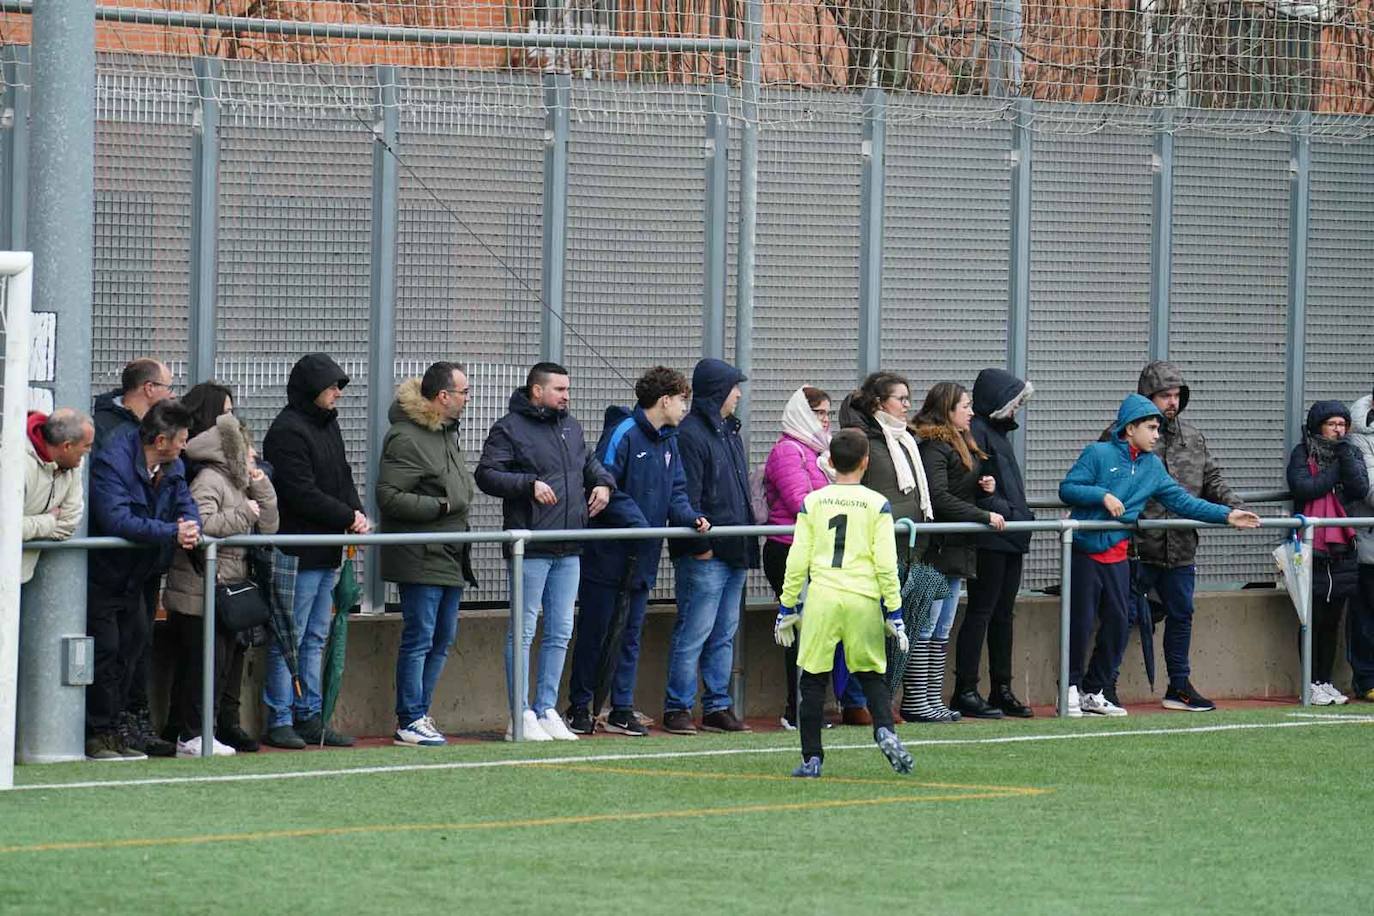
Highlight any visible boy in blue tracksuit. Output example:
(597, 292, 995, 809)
(565, 367, 710, 736)
(1059, 394, 1260, 717)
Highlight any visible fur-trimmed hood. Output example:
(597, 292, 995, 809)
(388, 378, 451, 432)
(184, 413, 252, 490)
(911, 422, 960, 445)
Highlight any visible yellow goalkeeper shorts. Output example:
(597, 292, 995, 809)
(795, 584, 887, 676)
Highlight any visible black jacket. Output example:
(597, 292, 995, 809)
(915, 428, 991, 580)
(92, 389, 138, 452)
(262, 353, 363, 570)
(969, 369, 1034, 554)
(475, 387, 614, 558)
(667, 359, 759, 569)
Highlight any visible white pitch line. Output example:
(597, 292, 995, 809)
(12, 716, 1373, 793)
(1285, 712, 1374, 721)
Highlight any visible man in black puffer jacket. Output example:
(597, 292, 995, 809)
(261, 353, 367, 750)
(963, 369, 1036, 718)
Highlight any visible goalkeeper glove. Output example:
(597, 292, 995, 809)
(774, 605, 801, 648)
(884, 606, 908, 653)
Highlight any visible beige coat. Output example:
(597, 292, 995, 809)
(163, 414, 279, 617)
(22, 435, 84, 584)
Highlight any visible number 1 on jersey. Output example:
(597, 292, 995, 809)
(827, 514, 849, 567)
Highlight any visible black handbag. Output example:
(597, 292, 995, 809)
(215, 579, 271, 633)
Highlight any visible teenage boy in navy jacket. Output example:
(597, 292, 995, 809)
(564, 367, 710, 736)
(1059, 394, 1260, 717)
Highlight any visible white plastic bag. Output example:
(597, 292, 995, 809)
(1273, 533, 1311, 626)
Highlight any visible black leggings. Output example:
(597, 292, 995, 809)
(955, 551, 1023, 694)
(800, 670, 893, 762)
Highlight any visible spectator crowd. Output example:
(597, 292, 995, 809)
(18, 354, 1374, 760)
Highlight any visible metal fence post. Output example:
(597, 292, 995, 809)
(1299, 522, 1313, 706)
(987, 0, 1023, 99)
(1148, 109, 1174, 362)
(365, 65, 400, 616)
(1058, 524, 1074, 717)
(187, 56, 221, 387)
(540, 72, 570, 365)
(509, 534, 528, 740)
(17, 0, 95, 766)
(1006, 97, 1033, 468)
(200, 542, 218, 758)
(1284, 111, 1312, 456)
(1, 45, 31, 251)
(857, 86, 887, 379)
(703, 79, 728, 360)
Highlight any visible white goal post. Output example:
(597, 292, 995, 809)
(0, 250, 34, 791)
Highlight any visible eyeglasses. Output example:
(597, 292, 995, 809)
(147, 381, 173, 391)
(886, 395, 912, 405)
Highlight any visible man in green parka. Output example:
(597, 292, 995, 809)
(377, 361, 477, 747)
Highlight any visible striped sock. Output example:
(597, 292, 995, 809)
(927, 639, 955, 721)
(901, 641, 934, 720)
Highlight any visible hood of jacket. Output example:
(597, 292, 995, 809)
(507, 386, 565, 425)
(1352, 394, 1374, 437)
(1307, 399, 1352, 436)
(1137, 361, 1191, 414)
(185, 413, 250, 491)
(286, 353, 350, 417)
(1112, 394, 1165, 439)
(972, 369, 1033, 425)
(689, 358, 746, 425)
(26, 411, 54, 465)
(838, 393, 882, 437)
(601, 404, 675, 445)
(388, 378, 452, 433)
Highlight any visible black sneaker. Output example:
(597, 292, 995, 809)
(700, 708, 752, 733)
(85, 733, 126, 761)
(295, 715, 355, 747)
(123, 709, 175, 758)
(989, 683, 1034, 718)
(262, 724, 307, 750)
(1162, 682, 1216, 712)
(951, 689, 1005, 720)
(605, 708, 648, 736)
(564, 705, 595, 735)
(661, 710, 698, 735)
(216, 724, 261, 753)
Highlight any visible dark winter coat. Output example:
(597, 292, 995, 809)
(262, 353, 363, 570)
(914, 425, 992, 580)
(1099, 361, 1243, 568)
(667, 359, 759, 569)
(1286, 400, 1369, 600)
(377, 378, 478, 588)
(92, 389, 138, 452)
(87, 425, 200, 594)
(584, 405, 702, 590)
(475, 387, 614, 559)
(838, 396, 923, 566)
(969, 369, 1034, 555)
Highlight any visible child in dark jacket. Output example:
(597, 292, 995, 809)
(1059, 394, 1259, 717)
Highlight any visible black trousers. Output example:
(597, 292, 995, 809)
(86, 586, 150, 736)
(1309, 593, 1347, 685)
(955, 551, 1023, 694)
(166, 611, 234, 738)
(125, 576, 161, 716)
(800, 671, 893, 763)
(218, 641, 249, 730)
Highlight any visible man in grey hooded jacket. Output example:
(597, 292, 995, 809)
(1344, 384, 1374, 701)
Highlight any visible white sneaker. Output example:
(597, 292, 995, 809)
(394, 716, 446, 747)
(1065, 686, 1083, 718)
(505, 709, 553, 742)
(176, 735, 236, 757)
(539, 709, 580, 741)
(1324, 683, 1349, 705)
(1308, 683, 1333, 705)
(1081, 691, 1128, 717)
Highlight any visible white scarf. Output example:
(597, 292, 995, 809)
(875, 410, 933, 520)
(780, 387, 837, 482)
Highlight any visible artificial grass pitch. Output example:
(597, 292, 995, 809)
(1, 708, 1370, 915)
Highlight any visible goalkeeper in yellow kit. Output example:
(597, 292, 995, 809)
(775, 429, 914, 778)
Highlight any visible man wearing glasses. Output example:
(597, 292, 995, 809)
(93, 358, 175, 451)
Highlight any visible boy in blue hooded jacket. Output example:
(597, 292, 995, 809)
(1059, 394, 1260, 717)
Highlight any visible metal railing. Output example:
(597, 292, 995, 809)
(24, 512, 1366, 758)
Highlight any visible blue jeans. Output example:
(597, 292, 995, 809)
(395, 584, 463, 724)
(665, 557, 747, 714)
(918, 576, 963, 640)
(1136, 563, 1196, 690)
(264, 566, 337, 729)
(568, 578, 651, 711)
(505, 555, 579, 716)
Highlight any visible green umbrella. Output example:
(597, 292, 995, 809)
(320, 547, 361, 742)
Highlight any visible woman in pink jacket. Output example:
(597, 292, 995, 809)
(761, 386, 869, 728)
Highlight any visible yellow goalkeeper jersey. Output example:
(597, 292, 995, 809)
(780, 483, 902, 611)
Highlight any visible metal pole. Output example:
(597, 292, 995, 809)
(987, 0, 1023, 99)
(1, 45, 31, 251)
(1284, 110, 1312, 456)
(856, 86, 887, 379)
(1058, 525, 1074, 717)
(1148, 108, 1174, 362)
(17, 0, 95, 766)
(540, 72, 570, 366)
(187, 57, 221, 386)
(1299, 522, 1313, 705)
(510, 535, 527, 740)
(365, 65, 400, 616)
(200, 543, 218, 758)
(1006, 96, 1033, 469)
(702, 79, 729, 361)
